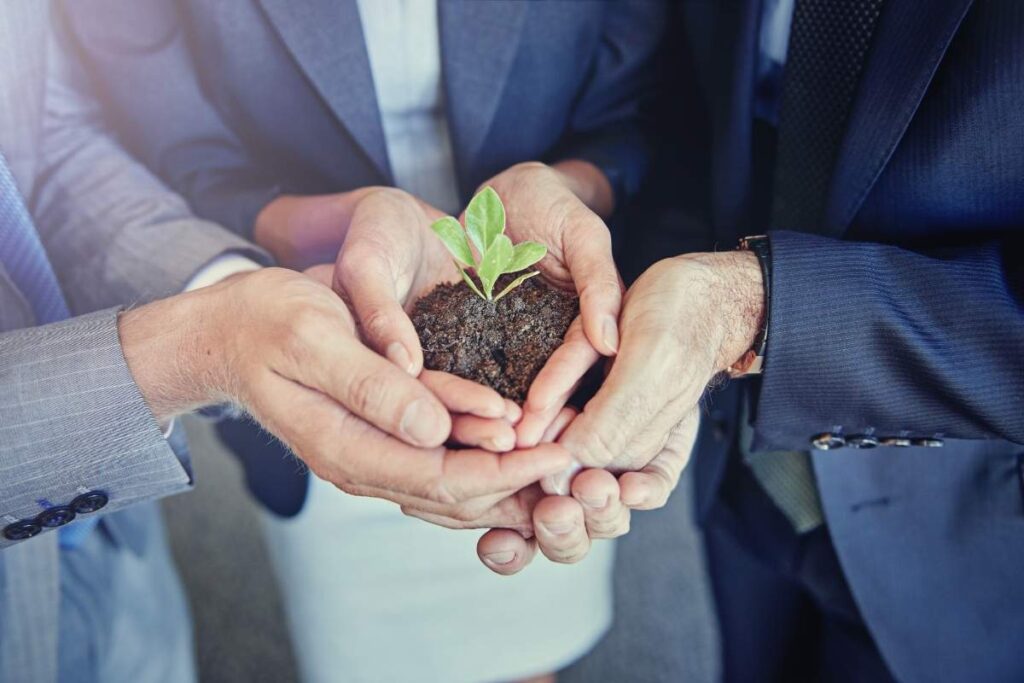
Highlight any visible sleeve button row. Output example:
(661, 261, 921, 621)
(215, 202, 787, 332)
(3, 490, 109, 541)
(811, 433, 944, 451)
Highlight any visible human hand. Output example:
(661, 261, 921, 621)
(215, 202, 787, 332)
(446, 251, 763, 574)
(559, 251, 763, 474)
(253, 188, 380, 270)
(120, 267, 565, 514)
(403, 405, 700, 575)
(481, 161, 623, 448)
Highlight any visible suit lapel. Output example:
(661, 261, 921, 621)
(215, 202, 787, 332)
(439, 0, 528, 189)
(256, 0, 391, 179)
(822, 0, 975, 236)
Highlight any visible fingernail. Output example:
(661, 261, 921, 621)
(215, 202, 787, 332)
(400, 399, 444, 445)
(482, 551, 516, 566)
(539, 518, 577, 536)
(622, 480, 651, 508)
(484, 434, 515, 452)
(580, 493, 611, 510)
(386, 342, 416, 375)
(504, 400, 523, 424)
(602, 316, 619, 354)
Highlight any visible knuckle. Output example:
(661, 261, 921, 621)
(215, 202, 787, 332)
(282, 306, 326, 352)
(590, 518, 629, 539)
(584, 428, 624, 467)
(579, 277, 622, 304)
(345, 370, 391, 420)
(425, 477, 460, 507)
(546, 544, 588, 564)
(360, 307, 393, 342)
(447, 502, 480, 523)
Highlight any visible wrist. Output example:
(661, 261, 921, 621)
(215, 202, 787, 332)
(118, 283, 237, 421)
(254, 190, 377, 269)
(551, 159, 615, 217)
(681, 251, 765, 372)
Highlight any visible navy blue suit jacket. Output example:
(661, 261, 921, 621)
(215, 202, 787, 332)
(60, 0, 665, 514)
(679, 1, 1024, 680)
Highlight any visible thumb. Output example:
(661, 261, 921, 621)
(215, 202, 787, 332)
(563, 217, 622, 357)
(335, 247, 423, 376)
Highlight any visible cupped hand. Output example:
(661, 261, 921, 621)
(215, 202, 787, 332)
(191, 267, 569, 516)
(558, 251, 764, 474)
(481, 161, 624, 449)
(401, 404, 701, 575)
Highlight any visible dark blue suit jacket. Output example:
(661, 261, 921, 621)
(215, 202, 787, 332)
(680, 1, 1024, 680)
(60, 0, 665, 512)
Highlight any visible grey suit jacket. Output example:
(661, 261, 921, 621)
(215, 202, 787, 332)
(0, 3, 266, 681)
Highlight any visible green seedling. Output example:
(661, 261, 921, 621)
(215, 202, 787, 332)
(430, 186, 547, 302)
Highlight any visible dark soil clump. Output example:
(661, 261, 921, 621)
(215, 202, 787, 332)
(412, 276, 578, 403)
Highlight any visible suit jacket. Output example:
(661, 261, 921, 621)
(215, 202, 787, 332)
(61, 0, 669, 516)
(679, 1, 1024, 680)
(0, 3, 266, 681)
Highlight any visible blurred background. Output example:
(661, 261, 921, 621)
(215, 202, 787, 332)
(166, 418, 720, 683)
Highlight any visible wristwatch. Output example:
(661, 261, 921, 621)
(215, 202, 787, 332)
(728, 235, 771, 377)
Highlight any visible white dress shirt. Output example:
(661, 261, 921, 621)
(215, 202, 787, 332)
(259, 6, 616, 683)
(357, 0, 462, 215)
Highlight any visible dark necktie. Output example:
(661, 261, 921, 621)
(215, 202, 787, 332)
(772, 0, 885, 231)
(749, 0, 886, 533)
(0, 149, 97, 547)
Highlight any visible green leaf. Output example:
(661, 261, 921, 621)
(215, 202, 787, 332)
(459, 267, 486, 300)
(431, 216, 475, 267)
(465, 186, 506, 254)
(493, 271, 540, 302)
(477, 234, 514, 299)
(505, 241, 547, 274)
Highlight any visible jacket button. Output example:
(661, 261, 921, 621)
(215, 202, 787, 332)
(911, 438, 945, 448)
(846, 434, 879, 449)
(811, 433, 846, 450)
(879, 437, 913, 447)
(3, 520, 42, 541)
(37, 506, 76, 528)
(71, 491, 109, 514)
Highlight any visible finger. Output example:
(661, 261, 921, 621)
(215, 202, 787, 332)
(335, 253, 423, 375)
(540, 406, 578, 443)
(450, 414, 517, 452)
(538, 407, 583, 495)
(285, 319, 452, 448)
(304, 264, 334, 287)
(533, 496, 591, 564)
(334, 196, 425, 374)
(620, 410, 700, 511)
(557, 327, 698, 468)
(420, 370, 506, 419)
(517, 319, 599, 448)
(563, 216, 622, 356)
(255, 372, 570, 505)
(571, 468, 631, 539)
(477, 529, 538, 576)
(400, 485, 543, 532)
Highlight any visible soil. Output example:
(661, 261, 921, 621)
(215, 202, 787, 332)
(411, 275, 579, 403)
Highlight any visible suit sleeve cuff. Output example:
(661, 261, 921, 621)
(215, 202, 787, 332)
(0, 309, 192, 547)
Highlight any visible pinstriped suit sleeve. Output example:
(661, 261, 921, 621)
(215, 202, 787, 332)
(751, 230, 1024, 451)
(0, 308, 191, 549)
(31, 12, 271, 316)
